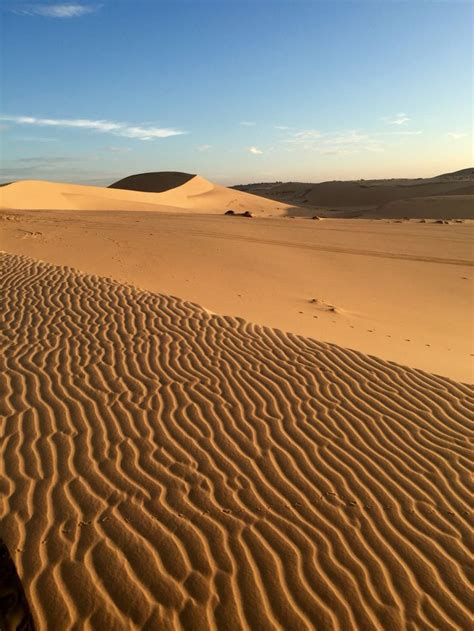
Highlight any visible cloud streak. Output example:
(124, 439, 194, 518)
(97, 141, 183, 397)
(447, 132, 467, 140)
(284, 130, 383, 154)
(0, 115, 186, 140)
(13, 3, 99, 18)
(248, 146, 263, 155)
(385, 113, 411, 125)
(282, 126, 422, 155)
(240, 121, 256, 126)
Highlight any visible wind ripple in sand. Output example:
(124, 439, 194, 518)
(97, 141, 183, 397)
(0, 252, 472, 631)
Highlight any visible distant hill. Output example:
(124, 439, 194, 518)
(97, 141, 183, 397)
(232, 170, 474, 219)
(435, 167, 474, 179)
(109, 171, 196, 192)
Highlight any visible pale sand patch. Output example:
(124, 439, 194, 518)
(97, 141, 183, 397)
(1, 252, 471, 630)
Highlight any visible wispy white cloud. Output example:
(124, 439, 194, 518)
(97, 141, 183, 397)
(447, 132, 467, 140)
(248, 146, 263, 155)
(378, 130, 422, 136)
(274, 125, 291, 130)
(0, 115, 186, 140)
(291, 130, 322, 141)
(13, 155, 78, 162)
(103, 146, 132, 153)
(13, 3, 99, 18)
(16, 135, 59, 142)
(283, 129, 384, 154)
(196, 144, 212, 152)
(384, 112, 411, 125)
(240, 121, 256, 126)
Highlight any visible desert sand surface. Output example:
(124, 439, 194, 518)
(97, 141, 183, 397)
(1, 209, 472, 381)
(1, 172, 473, 630)
(1, 251, 472, 631)
(233, 168, 474, 219)
(0, 177, 292, 216)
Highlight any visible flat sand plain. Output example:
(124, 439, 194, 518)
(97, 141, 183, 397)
(1, 252, 472, 630)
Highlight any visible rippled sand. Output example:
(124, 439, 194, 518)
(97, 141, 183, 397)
(1, 252, 471, 630)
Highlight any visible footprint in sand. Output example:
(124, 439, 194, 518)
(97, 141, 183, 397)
(309, 298, 341, 314)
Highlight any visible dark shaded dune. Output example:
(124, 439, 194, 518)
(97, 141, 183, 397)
(109, 171, 196, 193)
(304, 181, 471, 207)
(363, 195, 474, 220)
(233, 172, 474, 214)
(436, 167, 474, 179)
(1, 252, 472, 630)
(442, 184, 474, 196)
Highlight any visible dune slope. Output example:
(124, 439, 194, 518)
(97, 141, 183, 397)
(1, 252, 472, 630)
(0, 178, 291, 215)
(234, 173, 474, 218)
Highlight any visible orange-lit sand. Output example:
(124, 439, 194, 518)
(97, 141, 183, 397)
(1, 252, 471, 630)
(1, 173, 472, 630)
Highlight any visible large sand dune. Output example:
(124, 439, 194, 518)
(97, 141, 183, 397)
(1, 252, 472, 631)
(0, 177, 291, 215)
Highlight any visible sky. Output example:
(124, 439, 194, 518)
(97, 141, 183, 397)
(0, 0, 472, 186)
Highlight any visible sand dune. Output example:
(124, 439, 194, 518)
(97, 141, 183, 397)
(0, 177, 291, 216)
(234, 170, 474, 218)
(3, 172, 471, 219)
(109, 171, 197, 193)
(365, 195, 474, 219)
(1, 252, 472, 630)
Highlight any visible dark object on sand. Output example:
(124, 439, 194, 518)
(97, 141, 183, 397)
(224, 210, 253, 217)
(0, 539, 36, 630)
(311, 215, 321, 220)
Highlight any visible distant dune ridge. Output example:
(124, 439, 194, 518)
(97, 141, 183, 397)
(233, 168, 474, 218)
(1, 252, 472, 631)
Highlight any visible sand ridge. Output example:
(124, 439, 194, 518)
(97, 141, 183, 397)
(1, 252, 472, 630)
(0, 178, 292, 216)
(234, 170, 474, 219)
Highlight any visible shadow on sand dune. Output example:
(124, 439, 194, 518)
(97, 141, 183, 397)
(0, 539, 35, 631)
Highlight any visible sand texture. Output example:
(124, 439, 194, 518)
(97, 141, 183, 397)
(2, 211, 472, 382)
(1, 252, 472, 630)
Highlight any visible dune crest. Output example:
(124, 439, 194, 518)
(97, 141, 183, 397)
(109, 171, 197, 193)
(1, 252, 471, 630)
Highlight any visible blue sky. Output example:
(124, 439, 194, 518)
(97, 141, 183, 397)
(1, 0, 472, 185)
